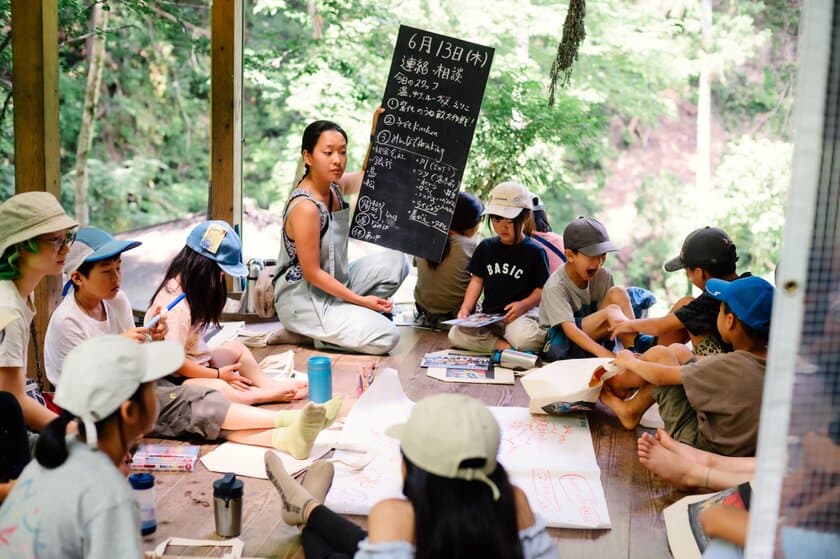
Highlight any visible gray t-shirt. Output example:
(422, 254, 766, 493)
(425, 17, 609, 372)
(0, 437, 142, 559)
(414, 233, 478, 316)
(682, 350, 766, 456)
(538, 265, 614, 327)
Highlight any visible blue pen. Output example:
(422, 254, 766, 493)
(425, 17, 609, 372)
(146, 293, 186, 328)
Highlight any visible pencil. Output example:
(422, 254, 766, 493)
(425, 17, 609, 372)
(145, 292, 186, 328)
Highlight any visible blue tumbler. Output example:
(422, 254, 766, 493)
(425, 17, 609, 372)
(307, 356, 333, 403)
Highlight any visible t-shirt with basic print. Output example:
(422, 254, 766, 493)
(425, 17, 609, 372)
(467, 236, 549, 315)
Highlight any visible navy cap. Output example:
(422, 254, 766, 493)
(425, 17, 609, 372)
(62, 227, 141, 296)
(705, 276, 774, 333)
(186, 221, 247, 277)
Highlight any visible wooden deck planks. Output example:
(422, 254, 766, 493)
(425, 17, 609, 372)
(141, 326, 678, 558)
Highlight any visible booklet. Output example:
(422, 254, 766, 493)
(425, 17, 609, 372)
(663, 482, 752, 559)
(132, 443, 200, 472)
(441, 313, 505, 328)
(420, 352, 492, 371)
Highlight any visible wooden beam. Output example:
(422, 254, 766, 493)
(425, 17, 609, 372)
(11, 0, 61, 386)
(210, 0, 243, 236)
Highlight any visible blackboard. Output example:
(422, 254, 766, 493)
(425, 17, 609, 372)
(350, 25, 494, 262)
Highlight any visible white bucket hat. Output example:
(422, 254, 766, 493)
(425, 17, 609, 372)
(54, 336, 184, 449)
(386, 393, 502, 500)
(0, 192, 79, 256)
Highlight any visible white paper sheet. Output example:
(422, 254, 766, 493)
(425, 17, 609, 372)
(326, 368, 611, 529)
(200, 441, 332, 479)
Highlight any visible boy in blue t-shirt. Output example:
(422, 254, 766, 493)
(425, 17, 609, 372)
(538, 217, 636, 360)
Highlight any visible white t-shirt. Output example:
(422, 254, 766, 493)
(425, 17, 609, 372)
(0, 437, 142, 559)
(44, 290, 136, 386)
(0, 279, 35, 371)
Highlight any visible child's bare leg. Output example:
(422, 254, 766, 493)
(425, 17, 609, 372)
(221, 403, 280, 430)
(184, 378, 296, 406)
(655, 429, 756, 473)
(226, 428, 275, 447)
(601, 286, 634, 322)
(212, 342, 307, 400)
(605, 369, 648, 398)
(600, 384, 655, 430)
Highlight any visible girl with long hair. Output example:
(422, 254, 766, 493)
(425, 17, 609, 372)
(0, 335, 183, 557)
(413, 191, 484, 328)
(148, 220, 308, 405)
(273, 112, 408, 355)
(264, 393, 559, 559)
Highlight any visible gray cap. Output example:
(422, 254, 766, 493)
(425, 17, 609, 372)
(563, 216, 618, 257)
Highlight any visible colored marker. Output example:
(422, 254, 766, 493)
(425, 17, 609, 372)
(145, 292, 186, 328)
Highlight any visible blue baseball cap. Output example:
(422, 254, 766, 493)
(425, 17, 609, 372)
(705, 276, 774, 333)
(185, 221, 247, 277)
(62, 227, 141, 296)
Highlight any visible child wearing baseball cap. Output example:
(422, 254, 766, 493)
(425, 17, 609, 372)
(448, 181, 550, 354)
(0, 336, 182, 557)
(601, 275, 773, 457)
(0, 192, 78, 461)
(538, 216, 637, 360)
(610, 226, 747, 356)
(264, 393, 559, 558)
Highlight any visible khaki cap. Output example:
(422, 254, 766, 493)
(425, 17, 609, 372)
(0, 192, 79, 256)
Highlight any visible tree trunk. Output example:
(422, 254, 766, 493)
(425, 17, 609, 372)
(696, 0, 712, 194)
(73, 4, 109, 226)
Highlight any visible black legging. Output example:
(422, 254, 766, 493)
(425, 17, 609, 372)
(0, 391, 30, 482)
(301, 504, 368, 559)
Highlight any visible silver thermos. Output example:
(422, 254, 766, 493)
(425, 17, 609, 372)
(492, 349, 540, 370)
(244, 258, 263, 314)
(213, 473, 243, 537)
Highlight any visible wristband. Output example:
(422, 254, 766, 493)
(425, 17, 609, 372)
(214, 367, 220, 379)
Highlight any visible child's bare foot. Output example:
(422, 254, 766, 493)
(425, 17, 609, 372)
(599, 386, 644, 430)
(655, 428, 712, 467)
(603, 371, 635, 400)
(637, 432, 695, 490)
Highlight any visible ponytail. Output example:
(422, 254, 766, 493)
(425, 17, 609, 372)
(34, 410, 76, 469)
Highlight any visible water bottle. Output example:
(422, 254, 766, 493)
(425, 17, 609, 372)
(491, 349, 540, 370)
(213, 473, 244, 537)
(128, 473, 157, 536)
(307, 356, 333, 403)
(245, 258, 263, 313)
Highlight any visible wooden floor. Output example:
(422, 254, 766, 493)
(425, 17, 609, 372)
(142, 327, 683, 558)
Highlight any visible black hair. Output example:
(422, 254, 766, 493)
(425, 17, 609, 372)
(71, 255, 121, 292)
(532, 209, 552, 233)
(402, 453, 524, 559)
(0, 391, 30, 481)
(722, 302, 770, 346)
(298, 120, 348, 183)
(0, 239, 40, 281)
(34, 382, 148, 470)
(426, 192, 484, 269)
(487, 209, 532, 242)
(149, 245, 227, 331)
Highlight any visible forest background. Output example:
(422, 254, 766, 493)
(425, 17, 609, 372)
(0, 0, 797, 307)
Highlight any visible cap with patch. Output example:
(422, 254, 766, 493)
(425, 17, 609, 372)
(62, 227, 142, 296)
(386, 393, 502, 500)
(185, 221, 247, 277)
(482, 181, 533, 220)
(563, 216, 618, 257)
(0, 192, 79, 256)
(705, 276, 774, 333)
(55, 336, 184, 449)
(664, 227, 738, 274)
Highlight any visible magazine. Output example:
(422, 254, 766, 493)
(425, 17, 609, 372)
(663, 482, 752, 559)
(441, 313, 505, 328)
(420, 353, 492, 371)
(132, 443, 200, 472)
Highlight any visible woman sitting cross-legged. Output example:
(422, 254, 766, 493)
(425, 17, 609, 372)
(264, 393, 560, 559)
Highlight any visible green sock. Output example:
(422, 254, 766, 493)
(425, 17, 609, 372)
(275, 397, 342, 429)
(271, 402, 327, 459)
(321, 397, 343, 428)
(264, 451, 316, 526)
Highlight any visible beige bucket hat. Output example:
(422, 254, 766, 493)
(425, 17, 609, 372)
(0, 192, 79, 256)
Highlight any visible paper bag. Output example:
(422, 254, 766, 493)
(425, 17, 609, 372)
(520, 358, 619, 414)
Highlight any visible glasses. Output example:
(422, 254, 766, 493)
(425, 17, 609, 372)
(39, 230, 76, 252)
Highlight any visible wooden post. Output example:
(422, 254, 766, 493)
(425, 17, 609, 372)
(11, 0, 61, 385)
(210, 0, 243, 237)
